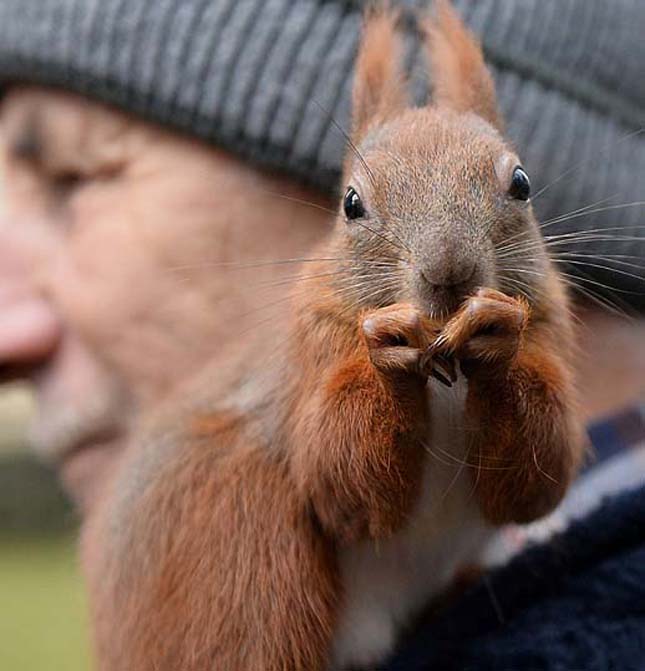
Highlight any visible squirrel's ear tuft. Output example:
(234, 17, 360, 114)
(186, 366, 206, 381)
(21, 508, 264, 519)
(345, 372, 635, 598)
(424, 0, 503, 131)
(352, 7, 408, 142)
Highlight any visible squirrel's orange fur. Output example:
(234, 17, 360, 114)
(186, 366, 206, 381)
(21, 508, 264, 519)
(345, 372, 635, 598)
(82, 3, 584, 669)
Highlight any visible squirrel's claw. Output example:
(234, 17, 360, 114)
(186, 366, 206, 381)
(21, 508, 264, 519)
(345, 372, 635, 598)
(419, 349, 457, 387)
(430, 368, 453, 387)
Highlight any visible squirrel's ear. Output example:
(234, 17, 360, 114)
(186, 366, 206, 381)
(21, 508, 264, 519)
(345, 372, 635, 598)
(352, 7, 407, 142)
(424, 0, 503, 131)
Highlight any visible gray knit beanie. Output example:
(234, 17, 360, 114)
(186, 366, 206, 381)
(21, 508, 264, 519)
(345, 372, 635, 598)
(0, 0, 643, 308)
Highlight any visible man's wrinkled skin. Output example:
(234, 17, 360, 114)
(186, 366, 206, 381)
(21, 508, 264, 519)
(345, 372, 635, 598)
(0, 86, 331, 511)
(0, 84, 643, 515)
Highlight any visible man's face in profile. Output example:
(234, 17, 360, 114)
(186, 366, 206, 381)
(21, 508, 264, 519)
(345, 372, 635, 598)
(0, 86, 329, 510)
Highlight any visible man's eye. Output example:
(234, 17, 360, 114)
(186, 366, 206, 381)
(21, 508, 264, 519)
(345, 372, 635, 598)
(51, 171, 86, 198)
(508, 166, 530, 201)
(343, 186, 366, 220)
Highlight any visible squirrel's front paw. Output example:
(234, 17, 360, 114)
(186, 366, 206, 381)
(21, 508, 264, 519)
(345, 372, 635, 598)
(362, 304, 455, 385)
(431, 288, 529, 377)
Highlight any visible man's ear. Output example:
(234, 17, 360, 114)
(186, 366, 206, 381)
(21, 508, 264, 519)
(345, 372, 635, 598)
(425, 0, 503, 131)
(352, 7, 408, 142)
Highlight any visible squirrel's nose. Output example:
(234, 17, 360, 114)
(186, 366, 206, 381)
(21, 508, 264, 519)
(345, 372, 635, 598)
(420, 261, 478, 292)
(417, 262, 480, 313)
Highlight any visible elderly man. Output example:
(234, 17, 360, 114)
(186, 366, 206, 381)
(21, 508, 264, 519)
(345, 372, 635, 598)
(0, 86, 332, 511)
(0, 0, 644, 668)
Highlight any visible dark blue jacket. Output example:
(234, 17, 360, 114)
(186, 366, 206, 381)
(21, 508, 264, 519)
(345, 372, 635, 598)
(381, 485, 645, 671)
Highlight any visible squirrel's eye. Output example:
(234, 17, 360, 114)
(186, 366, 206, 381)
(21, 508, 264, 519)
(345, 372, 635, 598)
(509, 166, 530, 201)
(343, 186, 366, 220)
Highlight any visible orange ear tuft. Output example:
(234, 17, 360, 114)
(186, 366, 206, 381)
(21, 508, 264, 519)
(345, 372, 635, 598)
(352, 6, 408, 141)
(425, 0, 502, 131)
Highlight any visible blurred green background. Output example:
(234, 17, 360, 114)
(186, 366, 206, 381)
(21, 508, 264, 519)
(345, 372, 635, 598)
(0, 385, 90, 670)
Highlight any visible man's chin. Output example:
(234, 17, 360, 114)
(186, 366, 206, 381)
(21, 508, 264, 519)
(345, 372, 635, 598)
(27, 379, 131, 511)
(59, 434, 124, 513)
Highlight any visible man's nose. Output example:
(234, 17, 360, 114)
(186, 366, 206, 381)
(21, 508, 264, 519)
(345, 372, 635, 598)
(0, 296, 61, 365)
(0, 226, 62, 369)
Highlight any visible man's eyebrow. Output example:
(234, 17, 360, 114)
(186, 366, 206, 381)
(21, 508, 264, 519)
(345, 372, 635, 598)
(10, 112, 43, 163)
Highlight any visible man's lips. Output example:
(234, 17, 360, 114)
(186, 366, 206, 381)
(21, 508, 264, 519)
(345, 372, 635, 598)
(58, 425, 122, 466)
(59, 430, 122, 511)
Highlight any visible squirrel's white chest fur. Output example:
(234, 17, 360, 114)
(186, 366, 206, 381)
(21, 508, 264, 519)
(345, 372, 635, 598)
(331, 379, 494, 670)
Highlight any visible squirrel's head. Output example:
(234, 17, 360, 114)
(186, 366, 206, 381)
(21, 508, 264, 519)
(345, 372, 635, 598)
(339, 0, 548, 319)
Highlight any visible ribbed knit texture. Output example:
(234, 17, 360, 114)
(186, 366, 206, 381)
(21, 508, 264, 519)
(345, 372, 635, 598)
(0, 0, 643, 306)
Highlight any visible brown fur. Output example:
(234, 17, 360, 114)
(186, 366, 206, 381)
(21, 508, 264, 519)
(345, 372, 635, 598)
(84, 3, 584, 669)
(84, 416, 339, 671)
(425, 0, 503, 131)
(351, 6, 408, 142)
(288, 300, 439, 544)
(431, 285, 584, 524)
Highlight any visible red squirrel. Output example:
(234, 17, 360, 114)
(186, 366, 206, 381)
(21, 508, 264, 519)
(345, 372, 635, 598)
(82, 2, 585, 669)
